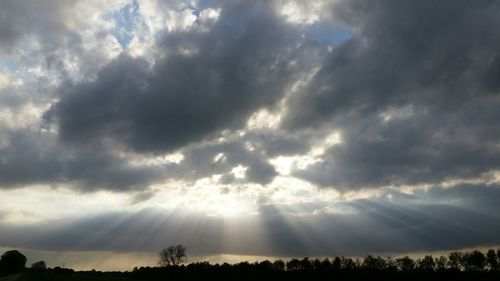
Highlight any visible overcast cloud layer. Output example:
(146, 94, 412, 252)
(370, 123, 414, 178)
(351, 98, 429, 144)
(1, 0, 500, 268)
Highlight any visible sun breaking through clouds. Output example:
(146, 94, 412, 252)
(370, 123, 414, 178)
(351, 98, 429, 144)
(1, 0, 500, 270)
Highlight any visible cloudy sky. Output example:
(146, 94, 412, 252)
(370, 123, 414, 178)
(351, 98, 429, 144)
(1, 0, 500, 271)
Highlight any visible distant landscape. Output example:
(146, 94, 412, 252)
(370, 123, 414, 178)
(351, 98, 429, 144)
(1, 247, 500, 280)
(2, 0, 500, 280)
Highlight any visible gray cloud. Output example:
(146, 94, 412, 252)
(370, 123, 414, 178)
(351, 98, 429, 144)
(1, 0, 500, 194)
(161, 127, 316, 186)
(164, 135, 277, 185)
(0, 1, 325, 190)
(48, 0, 308, 154)
(246, 130, 312, 158)
(0, 128, 164, 191)
(0, 0, 75, 55)
(283, 0, 500, 189)
(294, 103, 500, 189)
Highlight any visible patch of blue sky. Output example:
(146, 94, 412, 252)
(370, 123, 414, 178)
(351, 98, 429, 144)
(304, 21, 351, 45)
(103, 0, 141, 48)
(0, 59, 20, 73)
(0, 56, 46, 83)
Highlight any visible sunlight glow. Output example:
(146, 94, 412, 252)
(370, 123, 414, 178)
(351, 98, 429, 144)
(246, 109, 282, 130)
(276, 0, 324, 25)
(131, 152, 184, 166)
(269, 131, 342, 176)
(310, 131, 342, 156)
(213, 152, 226, 163)
(0, 186, 131, 224)
(378, 105, 415, 123)
(231, 165, 247, 179)
(0, 72, 21, 89)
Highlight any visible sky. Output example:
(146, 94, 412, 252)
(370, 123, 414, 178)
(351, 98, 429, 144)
(1, 0, 500, 271)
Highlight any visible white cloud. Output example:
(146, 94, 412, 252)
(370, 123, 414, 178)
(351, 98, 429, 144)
(275, 0, 331, 25)
(231, 165, 248, 179)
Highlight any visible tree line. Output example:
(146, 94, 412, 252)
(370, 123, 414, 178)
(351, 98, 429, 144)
(150, 247, 500, 273)
(1, 247, 500, 280)
(132, 247, 500, 280)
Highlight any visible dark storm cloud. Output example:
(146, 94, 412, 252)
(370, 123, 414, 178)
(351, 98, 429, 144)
(0, 128, 164, 191)
(283, 0, 500, 189)
(1, 184, 499, 256)
(48, 0, 309, 153)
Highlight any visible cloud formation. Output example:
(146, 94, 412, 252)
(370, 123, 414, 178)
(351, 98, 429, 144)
(0, 128, 164, 191)
(1, 0, 500, 191)
(284, 0, 500, 189)
(0, 0, 75, 55)
(48, 1, 307, 153)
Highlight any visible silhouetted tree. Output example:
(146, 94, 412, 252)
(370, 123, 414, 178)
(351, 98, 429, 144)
(385, 257, 398, 271)
(285, 259, 301, 271)
(396, 256, 415, 272)
(435, 256, 447, 271)
(299, 257, 312, 271)
(448, 251, 463, 271)
(319, 258, 331, 271)
(362, 255, 387, 271)
(331, 256, 341, 270)
(159, 245, 186, 266)
(463, 250, 486, 271)
(417, 255, 435, 272)
(341, 257, 357, 270)
(257, 260, 273, 272)
(31, 260, 47, 270)
(312, 258, 321, 271)
(0, 250, 27, 273)
(486, 249, 498, 271)
(272, 260, 285, 271)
